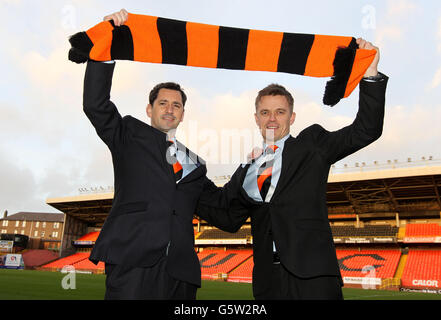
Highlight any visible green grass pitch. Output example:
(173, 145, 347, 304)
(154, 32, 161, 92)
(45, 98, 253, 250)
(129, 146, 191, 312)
(1, 269, 440, 300)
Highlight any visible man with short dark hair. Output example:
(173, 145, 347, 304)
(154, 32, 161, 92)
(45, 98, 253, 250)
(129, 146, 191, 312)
(255, 84, 294, 112)
(149, 82, 188, 109)
(82, 10, 216, 300)
(84, 55, 209, 299)
(198, 38, 388, 300)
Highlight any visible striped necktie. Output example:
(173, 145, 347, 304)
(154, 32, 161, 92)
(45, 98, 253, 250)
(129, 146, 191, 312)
(167, 141, 183, 182)
(257, 145, 278, 201)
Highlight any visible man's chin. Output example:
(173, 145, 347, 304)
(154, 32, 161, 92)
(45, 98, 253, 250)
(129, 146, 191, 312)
(152, 123, 177, 134)
(262, 129, 278, 142)
(160, 124, 179, 133)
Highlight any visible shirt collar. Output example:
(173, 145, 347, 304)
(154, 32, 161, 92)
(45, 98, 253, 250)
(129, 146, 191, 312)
(263, 134, 290, 152)
(167, 136, 177, 145)
(240, 134, 290, 167)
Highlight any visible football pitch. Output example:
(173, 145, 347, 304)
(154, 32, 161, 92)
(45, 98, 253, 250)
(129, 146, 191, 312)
(1, 269, 440, 300)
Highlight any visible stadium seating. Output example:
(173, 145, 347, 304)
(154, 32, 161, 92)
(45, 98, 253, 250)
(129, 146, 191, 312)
(73, 258, 105, 271)
(401, 249, 441, 288)
(41, 252, 90, 270)
(336, 249, 401, 279)
(404, 223, 441, 238)
(227, 256, 254, 283)
(21, 249, 59, 268)
(41, 252, 105, 272)
(37, 224, 441, 292)
(197, 228, 252, 240)
(198, 249, 252, 280)
(75, 231, 100, 243)
(331, 225, 399, 237)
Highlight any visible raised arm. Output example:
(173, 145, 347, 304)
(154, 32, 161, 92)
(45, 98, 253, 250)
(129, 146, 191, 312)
(82, 9, 132, 151)
(307, 39, 388, 164)
(83, 60, 125, 152)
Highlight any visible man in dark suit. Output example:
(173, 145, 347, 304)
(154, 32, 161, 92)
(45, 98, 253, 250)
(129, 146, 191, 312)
(197, 38, 388, 299)
(84, 57, 211, 299)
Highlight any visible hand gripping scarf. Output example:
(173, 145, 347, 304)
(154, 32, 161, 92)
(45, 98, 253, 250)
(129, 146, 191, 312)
(68, 13, 376, 106)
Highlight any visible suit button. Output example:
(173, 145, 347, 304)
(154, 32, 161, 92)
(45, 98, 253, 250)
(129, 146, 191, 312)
(172, 210, 176, 215)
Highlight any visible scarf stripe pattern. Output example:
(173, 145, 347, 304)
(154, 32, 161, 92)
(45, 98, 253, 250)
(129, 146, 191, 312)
(69, 13, 376, 106)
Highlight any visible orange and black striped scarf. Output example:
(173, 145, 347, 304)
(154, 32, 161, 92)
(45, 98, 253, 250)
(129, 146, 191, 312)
(69, 13, 376, 106)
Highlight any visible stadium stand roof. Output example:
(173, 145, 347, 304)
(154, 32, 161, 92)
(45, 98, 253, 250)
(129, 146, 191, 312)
(46, 164, 441, 227)
(327, 164, 441, 219)
(46, 193, 112, 227)
(0, 212, 64, 222)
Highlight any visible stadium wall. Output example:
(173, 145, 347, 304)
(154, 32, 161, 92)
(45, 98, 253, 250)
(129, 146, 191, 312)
(59, 215, 88, 258)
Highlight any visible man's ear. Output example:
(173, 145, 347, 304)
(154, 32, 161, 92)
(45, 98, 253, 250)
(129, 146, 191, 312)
(180, 109, 185, 123)
(146, 104, 152, 118)
(254, 113, 260, 128)
(290, 111, 296, 126)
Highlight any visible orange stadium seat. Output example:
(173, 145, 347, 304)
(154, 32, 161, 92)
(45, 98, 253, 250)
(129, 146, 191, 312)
(228, 256, 254, 283)
(41, 252, 90, 270)
(401, 249, 441, 289)
(75, 231, 100, 242)
(405, 223, 441, 237)
(21, 249, 59, 268)
(336, 249, 401, 279)
(73, 257, 105, 271)
(331, 225, 398, 237)
(198, 249, 253, 280)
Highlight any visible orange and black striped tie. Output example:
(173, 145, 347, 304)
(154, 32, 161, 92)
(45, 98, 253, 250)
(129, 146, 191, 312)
(257, 145, 278, 201)
(167, 141, 183, 182)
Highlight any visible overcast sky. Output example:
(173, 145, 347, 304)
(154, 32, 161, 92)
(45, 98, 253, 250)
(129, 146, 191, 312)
(1, 0, 440, 215)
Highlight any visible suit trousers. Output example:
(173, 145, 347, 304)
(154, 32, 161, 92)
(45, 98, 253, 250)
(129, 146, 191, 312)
(255, 262, 343, 300)
(104, 256, 197, 300)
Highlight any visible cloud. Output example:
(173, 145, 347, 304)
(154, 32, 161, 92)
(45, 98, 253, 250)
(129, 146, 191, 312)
(374, 0, 420, 48)
(435, 15, 441, 47)
(386, 0, 417, 17)
(429, 67, 441, 89)
(375, 26, 403, 47)
(0, 145, 40, 214)
(335, 101, 441, 168)
(430, 16, 441, 89)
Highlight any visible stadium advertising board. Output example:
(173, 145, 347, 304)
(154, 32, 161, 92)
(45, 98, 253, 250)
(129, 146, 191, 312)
(400, 287, 441, 294)
(411, 279, 440, 288)
(343, 277, 382, 285)
(1, 254, 24, 269)
(195, 239, 247, 245)
(0, 240, 13, 253)
(73, 240, 94, 245)
(403, 237, 441, 243)
(333, 237, 396, 244)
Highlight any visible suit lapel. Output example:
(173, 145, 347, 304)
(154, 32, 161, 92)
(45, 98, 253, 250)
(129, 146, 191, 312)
(152, 129, 176, 184)
(271, 136, 302, 201)
(176, 140, 206, 167)
(179, 165, 206, 183)
(175, 140, 207, 184)
(237, 163, 262, 206)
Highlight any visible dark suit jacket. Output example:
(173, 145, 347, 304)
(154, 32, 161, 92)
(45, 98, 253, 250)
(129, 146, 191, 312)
(197, 75, 389, 297)
(84, 61, 207, 287)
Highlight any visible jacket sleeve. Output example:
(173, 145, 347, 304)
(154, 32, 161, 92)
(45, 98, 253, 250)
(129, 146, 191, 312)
(196, 166, 250, 233)
(83, 60, 125, 152)
(306, 74, 389, 165)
